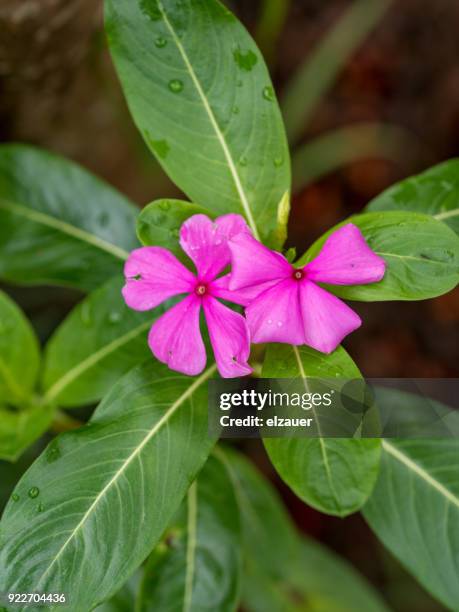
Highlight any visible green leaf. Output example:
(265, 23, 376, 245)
(282, 0, 391, 143)
(262, 344, 381, 516)
(95, 574, 141, 612)
(0, 403, 55, 463)
(364, 439, 459, 611)
(0, 361, 217, 610)
(367, 159, 459, 235)
(0, 290, 40, 405)
(299, 211, 459, 301)
(223, 448, 388, 612)
(137, 199, 210, 260)
(42, 277, 162, 408)
(106, 0, 291, 246)
(137, 455, 241, 612)
(0, 144, 139, 291)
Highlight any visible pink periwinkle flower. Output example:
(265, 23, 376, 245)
(122, 214, 253, 378)
(228, 224, 386, 354)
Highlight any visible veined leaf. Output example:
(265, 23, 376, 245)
(0, 403, 55, 463)
(299, 211, 459, 301)
(0, 145, 139, 291)
(106, 0, 291, 246)
(223, 448, 388, 612)
(42, 277, 162, 408)
(262, 344, 381, 516)
(0, 290, 40, 405)
(367, 159, 459, 235)
(137, 199, 210, 261)
(364, 439, 459, 611)
(0, 361, 217, 611)
(137, 455, 241, 612)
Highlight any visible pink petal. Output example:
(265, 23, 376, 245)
(299, 280, 361, 353)
(180, 213, 250, 281)
(305, 223, 386, 285)
(245, 279, 306, 345)
(210, 274, 280, 306)
(228, 233, 292, 290)
(122, 247, 195, 311)
(203, 297, 252, 378)
(148, 295, 206, 376)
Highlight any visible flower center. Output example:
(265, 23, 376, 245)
(292, 269, 304, 281)
(195, 284, 207, 296)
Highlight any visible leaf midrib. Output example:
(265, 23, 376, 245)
(43, 320, 152, 404)
(382, 440, 459, 509)
(34, 364, 217, 592)
(183, 482, 198, 612)
(0, 198, 129, 261)
(156, 0, 260, 240)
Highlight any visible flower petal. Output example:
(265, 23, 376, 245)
(180, 213, 250, 281)
(305, 223, 386, 285)
(203, 297, 252, 378)
(228, 233, 292, 290)
(210, 274, 280, 306)
(245, 279, 305, 345)
(148, 295, 206, 376)
(122, 247, 195, 311)
(299, 280, 361, 353)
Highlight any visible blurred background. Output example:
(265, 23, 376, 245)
(1, 0, 458, 609)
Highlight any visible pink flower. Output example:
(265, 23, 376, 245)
(122, 214, 252, 378)
(228, 223, 386, 354)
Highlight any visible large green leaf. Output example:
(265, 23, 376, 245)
(0, 361, 217, 611)
(138, 455, 241, 612)
(262, 345, 381, 516)
(105, 0, 291, 245)
(0, 290, 40, 405)
(42, 277, 161, 408)
(299, 211, 459, 301)
(0, 144, 139, 290)
(367, 159, 459, 235)
(364, 439, 459, 611)
(224, 448, 388, 612)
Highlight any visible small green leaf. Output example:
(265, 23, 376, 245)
(262, 344, 381, 516)
(299, 211, 459, 301)
(138, 455, 241, 612)
(106, 0, 291, 245)
(364, 439, 459, 611)
(137, 199, 210, 259)
(0, 291, 40, 405)
(367, 159, 459, 235)
(0, 145, 139, 291)
(42, 277, 162, 408)
(0, 361, 217, 610)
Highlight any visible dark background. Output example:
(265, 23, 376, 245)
(1, 1, 458, 609)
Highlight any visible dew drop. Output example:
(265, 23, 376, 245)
(28, 487, 40, 499)
(232, 105, 240, 115)
(239, 156, 248, 167)
(169, 79, 184, 93)
(37, 503, 45, 513)
(262, 86, 275, 101)
(159, 200, 171, 211)
(12, 494, 19, 502)
(46, 444, 61, 464)
(155, 36, 167, 48)
(108, 311, 121, 324)
(273, 155, 284, 167)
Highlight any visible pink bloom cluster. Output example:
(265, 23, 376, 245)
(122, 214, 385, 378)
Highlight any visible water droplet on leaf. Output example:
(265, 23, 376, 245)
(262, 86, 275, 101)
(108, 311, 121, 324)
(155, 36, 167, 48)
(233, 47, 258, 72)
(28, 487, 40, 499)
(12, 494, 19, 502)
(159, 200, 171, 211)
(273, 155, 284, 167)
(232, 105, 239, 115)
(169, 79, 183, 93)
(239, 156, 248, 167)
(37, 503, 45, 513)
